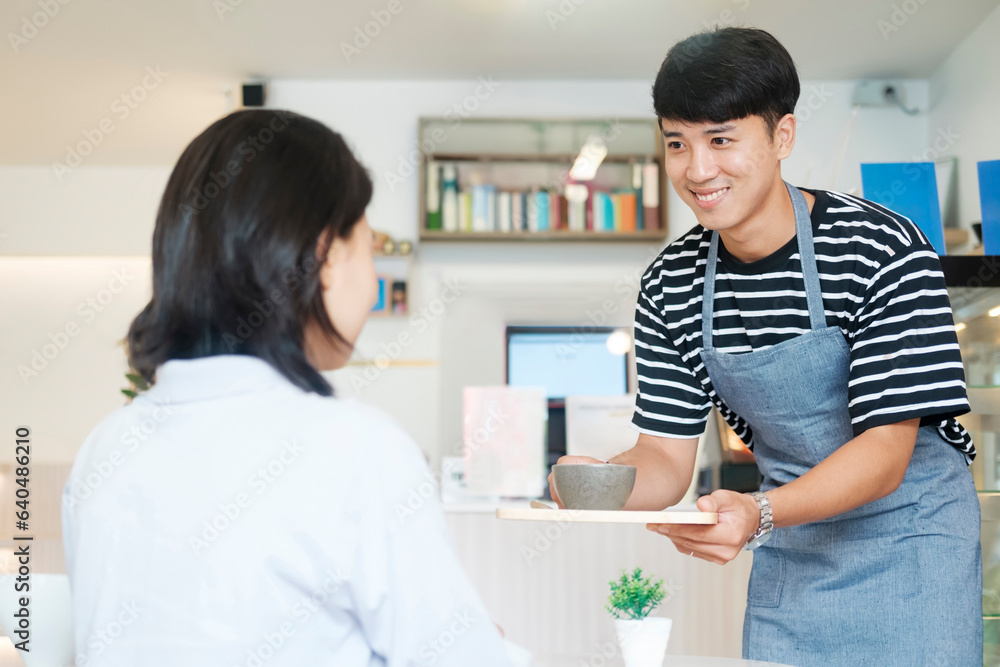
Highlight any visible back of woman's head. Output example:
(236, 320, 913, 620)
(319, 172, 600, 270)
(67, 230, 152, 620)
(127, 109, 373, 396)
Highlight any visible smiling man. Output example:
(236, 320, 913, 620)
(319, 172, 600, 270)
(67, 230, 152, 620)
(549, 27, 981, 666)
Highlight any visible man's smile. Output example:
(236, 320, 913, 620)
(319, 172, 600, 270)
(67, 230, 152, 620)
(691, 186, 730, 207)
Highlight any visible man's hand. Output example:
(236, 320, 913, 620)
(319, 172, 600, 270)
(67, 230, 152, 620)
(547, 455, 605, 508)
(645, 490, 759, 565)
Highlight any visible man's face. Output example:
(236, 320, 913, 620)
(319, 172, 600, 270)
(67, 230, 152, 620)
(660, 115, 786, 233)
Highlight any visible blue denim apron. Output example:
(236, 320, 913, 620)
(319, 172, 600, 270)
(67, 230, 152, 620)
(699, 182, 983, 666)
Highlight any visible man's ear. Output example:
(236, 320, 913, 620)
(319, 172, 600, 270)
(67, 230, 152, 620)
(773, 113, 796, 160)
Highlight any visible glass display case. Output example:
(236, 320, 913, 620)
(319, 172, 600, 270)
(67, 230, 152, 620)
(944, 256, 1000, 665)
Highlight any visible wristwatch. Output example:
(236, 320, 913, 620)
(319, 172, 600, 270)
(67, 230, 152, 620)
(743, 491, 773, 551)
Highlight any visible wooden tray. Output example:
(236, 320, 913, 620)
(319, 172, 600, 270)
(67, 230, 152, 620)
(495, 507, 718, 525)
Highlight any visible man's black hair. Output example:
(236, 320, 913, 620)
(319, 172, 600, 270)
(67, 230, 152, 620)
(652, 27, 800, 138)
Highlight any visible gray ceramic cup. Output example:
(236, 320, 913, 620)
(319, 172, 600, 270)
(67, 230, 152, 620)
(552, 463, 636, 510)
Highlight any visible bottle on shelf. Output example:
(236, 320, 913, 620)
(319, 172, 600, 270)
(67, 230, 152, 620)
(498, 191, 513, 233)
(441, 164, 459, 232)
(632, 162, 645, 231)
(642, 161, 660, 230)
(426, 161, 442, 230)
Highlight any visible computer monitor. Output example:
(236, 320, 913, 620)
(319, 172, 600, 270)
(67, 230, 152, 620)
(505, 326, 630, 405)
(505, 325, 632, 487)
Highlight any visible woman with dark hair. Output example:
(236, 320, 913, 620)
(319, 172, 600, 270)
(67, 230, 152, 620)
(551, 28, 981, 665)
(62, 109, 515, 666)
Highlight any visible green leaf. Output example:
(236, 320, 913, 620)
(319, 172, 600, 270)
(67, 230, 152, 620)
(125, 373, 149, 391)
(121, 389, 138, 399)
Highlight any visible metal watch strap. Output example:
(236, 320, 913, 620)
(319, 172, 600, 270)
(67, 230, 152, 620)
(744, 491, 773, 550)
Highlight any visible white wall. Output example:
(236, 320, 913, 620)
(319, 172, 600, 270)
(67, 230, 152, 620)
(929, 2, 1000, 231)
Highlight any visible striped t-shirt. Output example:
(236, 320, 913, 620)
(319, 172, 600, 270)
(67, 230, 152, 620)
(632, 187, 975, 463)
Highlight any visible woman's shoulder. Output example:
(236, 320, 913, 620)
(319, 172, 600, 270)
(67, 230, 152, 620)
(295, 393, 427, 470)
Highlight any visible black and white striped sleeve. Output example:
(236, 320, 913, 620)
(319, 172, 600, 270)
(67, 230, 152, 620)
(846, 238, 970, 434)
(631, 282, 712, 439)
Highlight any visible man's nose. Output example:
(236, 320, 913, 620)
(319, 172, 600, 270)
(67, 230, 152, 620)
(686, 145, 719, 184)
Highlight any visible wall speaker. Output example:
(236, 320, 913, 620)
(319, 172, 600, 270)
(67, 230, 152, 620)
(242, 83, 266, 107)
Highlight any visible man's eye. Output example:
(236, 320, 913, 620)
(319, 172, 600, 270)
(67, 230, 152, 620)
(712, 137, 731, 146)
(667, 142, 683, 150)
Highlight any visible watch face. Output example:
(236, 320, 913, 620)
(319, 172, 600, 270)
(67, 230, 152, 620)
(745, 530, 773, 551)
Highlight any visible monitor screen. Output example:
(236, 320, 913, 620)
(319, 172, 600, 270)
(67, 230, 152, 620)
(506, 327, 629, 401)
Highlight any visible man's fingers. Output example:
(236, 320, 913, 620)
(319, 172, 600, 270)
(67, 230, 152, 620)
(670, 537, 731, 565)
(647, 523, 725, 544)
(647, 523, 745, 562)
(546, 472, 564, 508)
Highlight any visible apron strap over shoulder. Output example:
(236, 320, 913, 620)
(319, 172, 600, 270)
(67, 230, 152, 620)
(786, 182, 826, 331)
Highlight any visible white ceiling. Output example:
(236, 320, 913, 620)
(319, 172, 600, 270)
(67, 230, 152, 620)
(2, 0, 998, 164)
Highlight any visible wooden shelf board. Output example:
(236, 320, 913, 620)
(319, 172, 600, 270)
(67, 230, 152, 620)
(945, 228, 970, 248)
(419, 230, 667, 243)
(429, 153, 659, 164)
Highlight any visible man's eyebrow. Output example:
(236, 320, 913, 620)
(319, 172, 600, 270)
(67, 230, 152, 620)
(661, 123, 738, 138)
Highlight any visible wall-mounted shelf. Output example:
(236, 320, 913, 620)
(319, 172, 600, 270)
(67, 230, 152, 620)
(417, 118, 669, 244)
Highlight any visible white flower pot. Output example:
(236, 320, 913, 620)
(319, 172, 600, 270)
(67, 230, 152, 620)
(614, 616, 672, 667)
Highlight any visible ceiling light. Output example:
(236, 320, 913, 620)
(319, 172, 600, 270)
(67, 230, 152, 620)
(606, 329, 631, 356)
(569, 135, 607, 181)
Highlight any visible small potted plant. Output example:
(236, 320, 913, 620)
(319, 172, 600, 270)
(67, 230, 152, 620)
(606, 567, 672, 667)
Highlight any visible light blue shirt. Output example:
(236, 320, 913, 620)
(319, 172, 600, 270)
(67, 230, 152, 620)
(62, 354, 515, 666)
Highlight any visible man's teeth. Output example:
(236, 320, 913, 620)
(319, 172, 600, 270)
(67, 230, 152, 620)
(694, 188, 729, 202)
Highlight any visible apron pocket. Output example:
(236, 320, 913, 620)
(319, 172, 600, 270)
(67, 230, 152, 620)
(746, 546, 784, 608)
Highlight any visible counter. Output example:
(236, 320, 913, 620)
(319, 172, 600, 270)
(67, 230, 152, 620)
(442, 502, 752, 663)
